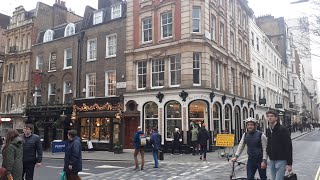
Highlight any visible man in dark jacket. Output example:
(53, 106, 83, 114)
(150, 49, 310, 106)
(64, 130, 82, 180)
(198, 123, 209, 161)
(266, 110, 292, 180)
(171, 128, 182, 155)
(133, 126, 145, 170)
(22, 124, 43, 180)
(150, 127, 161, 168)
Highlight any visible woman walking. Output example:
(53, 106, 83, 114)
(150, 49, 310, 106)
(2, 129, 23, 180)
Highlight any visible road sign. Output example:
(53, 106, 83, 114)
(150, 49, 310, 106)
(216, 134, 235, 147)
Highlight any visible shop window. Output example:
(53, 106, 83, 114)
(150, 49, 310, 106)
(144, 102, 158, 137)
(189, 100, 208, 128)
(165, 101, 182, 140)
(224, 105, 231, 133)
(212, 103, 221, 141)
(80, 118, 111, 143)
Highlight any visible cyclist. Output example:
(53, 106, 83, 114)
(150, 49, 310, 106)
(231, 117, 267, 180)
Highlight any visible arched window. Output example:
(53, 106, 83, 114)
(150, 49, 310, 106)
(144, 102, 158, 137)
(64, 23, 75, 37)
(165, 101, 182, 140)
(250, 108, 254, 118)
(243, 107, 248, 130)
(224, 105, 231, 133)
(43, 30, 54, 42)
(189, 100, 208, 128)
(213, 103, 221, 139)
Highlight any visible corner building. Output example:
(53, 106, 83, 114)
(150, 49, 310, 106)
(124, 0, 255, 150)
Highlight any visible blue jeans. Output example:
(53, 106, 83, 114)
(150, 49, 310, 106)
(152, 149, 159, 167)
(270, 160, 287, 180)
(247, 158, 267, 180)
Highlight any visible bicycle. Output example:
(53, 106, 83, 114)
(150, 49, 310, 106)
(229, 160, 247, 180)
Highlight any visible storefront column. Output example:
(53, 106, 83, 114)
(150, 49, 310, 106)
(183, 107, 187, 144)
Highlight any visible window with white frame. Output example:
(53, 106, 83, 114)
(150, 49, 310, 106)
(111, 4, 121, 19)
(251, 32, 254, 46)
(220, 22, 224, 47)
(36, 55, 43, 70)
(215, 62, 220, 89)
(193, 53, 201, 85)
(231, 68, 236, 94)
(20, 62, 24, 81)
(64, 48, 72, 69)
(87, 39, 97, 61)
(192, 7, 201, 33)
(166, 101, 182, 140)
(239, 39, 243, 59)
(142, 17, 152, 42)
(170, 56, 181, 86)
(34, 86, 41, 105)
(161, 12, 173, 38)
(244, 44, 248, 62)
(43, 30, 54, 42)
(230, 31, 235, 53)
(152, 59, 165, 87)
(105, 71, 116, 96)
(48, 83, 56, 103)
(86, 73, 96, 97)
(64, 81, 72, 104)
(242, 75, 245, 97)
(25, 62, 29, 80)
(211, 15, 216, 41)
(256, 37, 260, 51)
(64, 23, 75, 37)
(212, 103, 220, 140)
(257, 62, 260, 77)
(224, 105, 231, 133)
(93, 11, 103, 25)
(137, 61, 147, 89)
(253, 85, 256, 101)
(106, 34, 117, 57)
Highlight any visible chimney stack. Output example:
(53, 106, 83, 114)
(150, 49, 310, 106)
(61, 1, 66, 7)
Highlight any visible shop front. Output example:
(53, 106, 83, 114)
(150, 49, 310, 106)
(72, 97, 123, 151)
(124, 89, 254, 152)
(0, 115, 26, 137)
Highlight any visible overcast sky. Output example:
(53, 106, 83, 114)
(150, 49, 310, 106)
(1, 0, 319, 81)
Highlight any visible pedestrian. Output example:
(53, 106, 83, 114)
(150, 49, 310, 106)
(133, 126, 145, 170)
(191, 126, 199, 155)
(266, 110, 293, 180)
(171, 128, 182, 155)
(232, 118, 267, 180)
(150, 127, 161, 168)
(22, 124, 43, 180)
(64, 130, 82, 180)
(198, 123, 209, 161)
(2, 129, 23, 180)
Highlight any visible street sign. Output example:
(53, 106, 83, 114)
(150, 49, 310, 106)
(216, 134, 235, 147)
(275, 104, 283, 108)
(116, 82, 126, 89)
(51, 141, 67, 153)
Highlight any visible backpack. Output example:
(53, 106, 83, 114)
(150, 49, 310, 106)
(139, 134, 147, 147)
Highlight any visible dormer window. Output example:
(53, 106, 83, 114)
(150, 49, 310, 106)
(93, 11, 103, 25)
(111, 4, 121, 19)
(43, 30, 54, 42)
(64, 23, 75, 37)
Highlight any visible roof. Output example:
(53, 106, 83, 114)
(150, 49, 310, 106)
(0, 13, 10, 29)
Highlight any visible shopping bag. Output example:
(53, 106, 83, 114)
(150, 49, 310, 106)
(60, 171, 66, 180)
(284, 172, 297, 180)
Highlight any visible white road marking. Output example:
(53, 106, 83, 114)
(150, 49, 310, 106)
(95, 165, 125, 169)
(315, 166, 320, 180)
(78, 172, 94, 175)
(47, 166, 89, 171)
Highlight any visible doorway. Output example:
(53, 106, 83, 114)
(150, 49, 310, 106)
(124, 117, 139, 149)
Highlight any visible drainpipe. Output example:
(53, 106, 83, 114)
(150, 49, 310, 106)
(76, 31, 85, 98)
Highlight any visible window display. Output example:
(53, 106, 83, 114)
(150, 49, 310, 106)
(80, 118, 111, 143)
(166, 101, 182, 140)
(144, 102, 158, 136)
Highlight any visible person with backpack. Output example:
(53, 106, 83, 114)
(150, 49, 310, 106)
(150, 127, 161, 168)
(198, 123, 209, 161)
(232, 117, 267, 180)
(133, 126, 146, 170)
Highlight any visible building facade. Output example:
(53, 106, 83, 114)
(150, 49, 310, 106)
(124, 0, 254, 151)
(1, 1, 82, 137)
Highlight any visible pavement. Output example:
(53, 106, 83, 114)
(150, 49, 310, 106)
(42, 130, 311, 162)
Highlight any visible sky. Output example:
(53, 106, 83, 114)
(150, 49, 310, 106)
(0, 0, 319, 81)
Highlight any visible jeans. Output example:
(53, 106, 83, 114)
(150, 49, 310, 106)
(200, 145, 207, 159)
(152, 149, 159, 167)
(247, 158, 267, 180)
(134, 147, 145, 169)
(270, 160, 287, 180)
(23, 161, 36, 180)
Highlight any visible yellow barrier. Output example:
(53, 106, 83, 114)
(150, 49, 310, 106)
(216, 134, 235, 147)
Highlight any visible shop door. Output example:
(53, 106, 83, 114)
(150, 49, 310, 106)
(124, 117, 139, 149)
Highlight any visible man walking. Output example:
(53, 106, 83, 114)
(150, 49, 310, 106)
(64, 130, 82, 180)
(22, 124, 42, 180)
(198, 123, 209, 161)
(133, 126, 145, 170)
(191, 126, 199, 155)
(150, 127, 161, 168)
(232, 118, 267, 180)
(266, 110, 293, 180)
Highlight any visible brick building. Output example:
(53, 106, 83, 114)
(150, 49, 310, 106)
(1, 1, 81, 137)
(123, 0, 254, 150)
(71, 0, 127, 150)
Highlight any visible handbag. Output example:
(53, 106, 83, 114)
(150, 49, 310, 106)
(60, 171, 66, 180)
(284, 172, 298, 180)
(0, 168, 6, 177)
